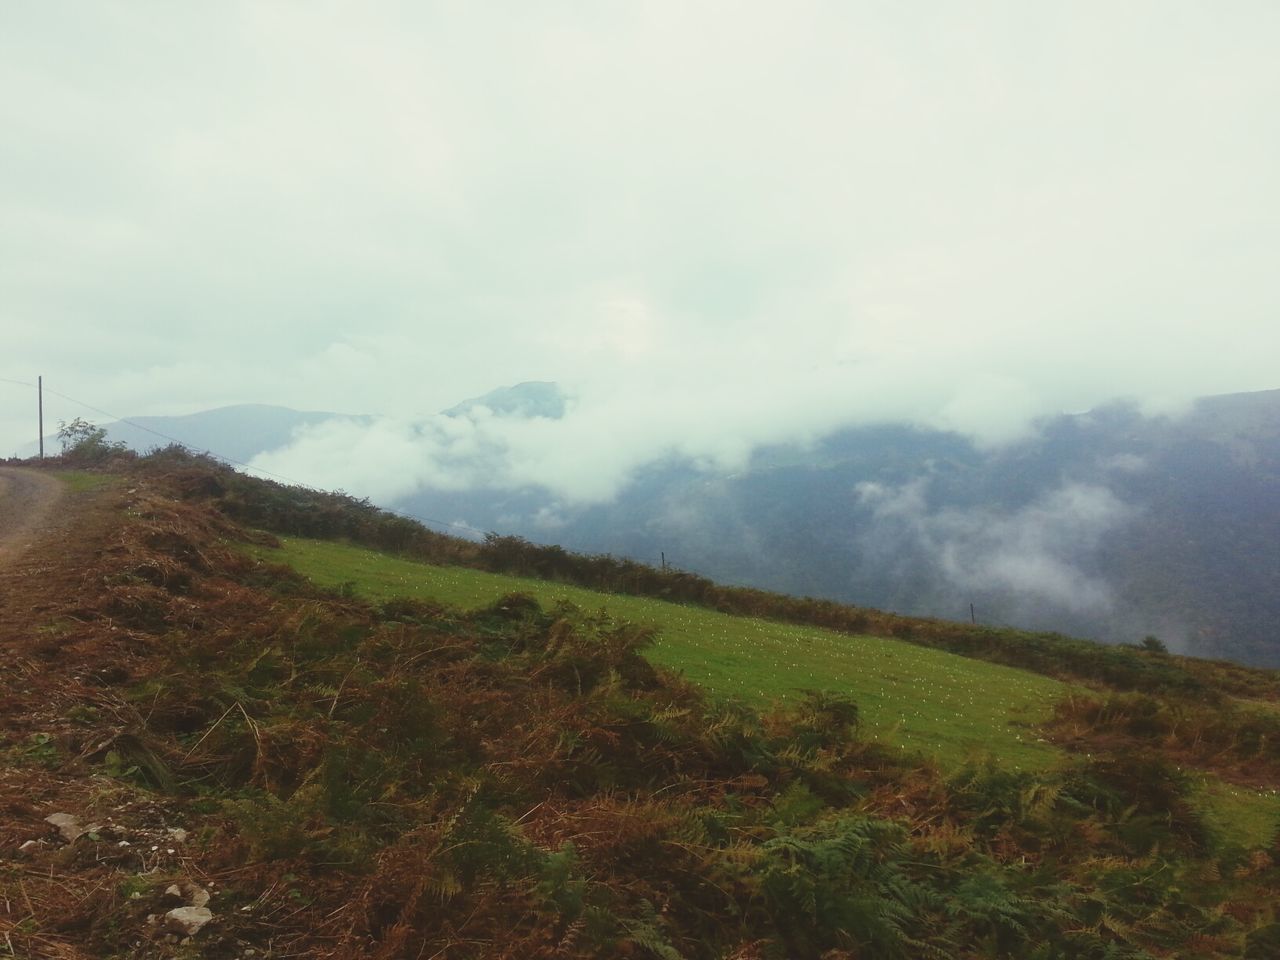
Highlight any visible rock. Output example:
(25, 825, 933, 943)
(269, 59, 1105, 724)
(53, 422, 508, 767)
(167, 827, 189, 843)
(42, 813, 101, 843)
(165, 882, 210, 907)
(44, 813, 86, 842)
(164, 906, 213, 937)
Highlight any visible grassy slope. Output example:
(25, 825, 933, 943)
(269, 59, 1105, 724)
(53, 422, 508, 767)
(252, 536, 1076, 771)
(251, 536, 1280, 848)
(55, 469, 123, 493)
(12, 459, 1280, 958)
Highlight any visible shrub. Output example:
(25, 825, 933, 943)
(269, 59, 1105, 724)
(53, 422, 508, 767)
(57, 417, 128, 463)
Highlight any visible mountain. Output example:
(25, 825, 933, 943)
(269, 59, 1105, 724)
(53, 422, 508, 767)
(441, 380, 568, 419)
(40, 384, 1280, 666)
(391, 388, 1280, 667)
(34, 382, 568, 463)
(30, 403, 356, 464)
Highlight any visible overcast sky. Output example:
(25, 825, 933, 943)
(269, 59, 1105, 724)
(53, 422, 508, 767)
(4, 2, 1279, 494)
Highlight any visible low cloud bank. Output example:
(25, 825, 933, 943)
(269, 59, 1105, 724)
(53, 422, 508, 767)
(856, 478, 1134, 615)
(248, 358, 1114, 507)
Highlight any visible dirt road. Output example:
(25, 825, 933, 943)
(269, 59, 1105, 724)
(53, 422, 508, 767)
(0, 467, 65, 565)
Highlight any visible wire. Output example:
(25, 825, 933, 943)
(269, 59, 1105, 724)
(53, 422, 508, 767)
(0, 376, 37, 388)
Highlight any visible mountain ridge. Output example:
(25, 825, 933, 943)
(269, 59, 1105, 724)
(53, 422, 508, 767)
(30, 384, 1280, 665)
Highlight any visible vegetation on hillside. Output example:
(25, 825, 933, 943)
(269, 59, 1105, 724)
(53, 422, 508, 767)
(1, 452, 1277, 957)
(245, 533, 1071, 771)
(55, 417, 128, 463)
(133, 447, 1278, 706)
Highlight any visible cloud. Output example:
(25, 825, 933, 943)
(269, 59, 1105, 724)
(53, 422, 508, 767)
(249, 347, 1048, 504)
(857, 478, 1134, 614)
(3, 2, 1280, 475)
(1100, 453, 1148, 474)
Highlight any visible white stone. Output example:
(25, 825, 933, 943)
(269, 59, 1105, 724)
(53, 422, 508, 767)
(44, 813, 84, 842)
(164, 882, 210, 907)
(164, 906, 213, 937)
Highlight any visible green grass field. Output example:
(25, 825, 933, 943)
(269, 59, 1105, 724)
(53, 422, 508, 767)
(57, 469, 119, 493)
(247, 535, 1280, 847)
(249, 536, 1070, 770)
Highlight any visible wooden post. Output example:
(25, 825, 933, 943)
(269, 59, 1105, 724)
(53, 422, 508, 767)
(661, 551, 666, 572)
(37, 375, 43, 460)
(970, 603, 976, 625)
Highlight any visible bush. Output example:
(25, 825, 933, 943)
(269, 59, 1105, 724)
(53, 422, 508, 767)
(57, 417, 127, 463)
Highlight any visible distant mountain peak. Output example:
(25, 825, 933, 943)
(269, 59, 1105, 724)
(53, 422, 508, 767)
(442, 381, 567, 420)
(21, 404, 361, 463)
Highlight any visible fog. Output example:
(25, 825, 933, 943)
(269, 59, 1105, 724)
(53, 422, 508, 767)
(856, 479, 1133, 615)
(4, 2, 1280, 490)
(249, 367, 1059, 504)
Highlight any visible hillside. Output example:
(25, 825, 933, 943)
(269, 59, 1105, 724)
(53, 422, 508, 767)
(244, 536, 1071, 771)
(45, 385, 1280, 666)
(389, 387, 1280, 667)
(3, 450, 1280, 958)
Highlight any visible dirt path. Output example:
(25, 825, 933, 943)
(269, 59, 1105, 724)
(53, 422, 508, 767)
(0, 467, 66, 565)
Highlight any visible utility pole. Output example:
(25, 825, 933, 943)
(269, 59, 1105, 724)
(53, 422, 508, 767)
(38, 375, 44, 459)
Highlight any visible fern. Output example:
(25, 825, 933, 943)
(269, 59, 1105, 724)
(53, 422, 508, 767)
(621, 900, 685, 960)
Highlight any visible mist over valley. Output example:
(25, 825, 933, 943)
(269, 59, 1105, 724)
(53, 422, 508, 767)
(75, 383, 1280, 668)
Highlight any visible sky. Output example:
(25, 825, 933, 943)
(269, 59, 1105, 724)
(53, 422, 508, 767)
(3, 1, 1279, 501)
